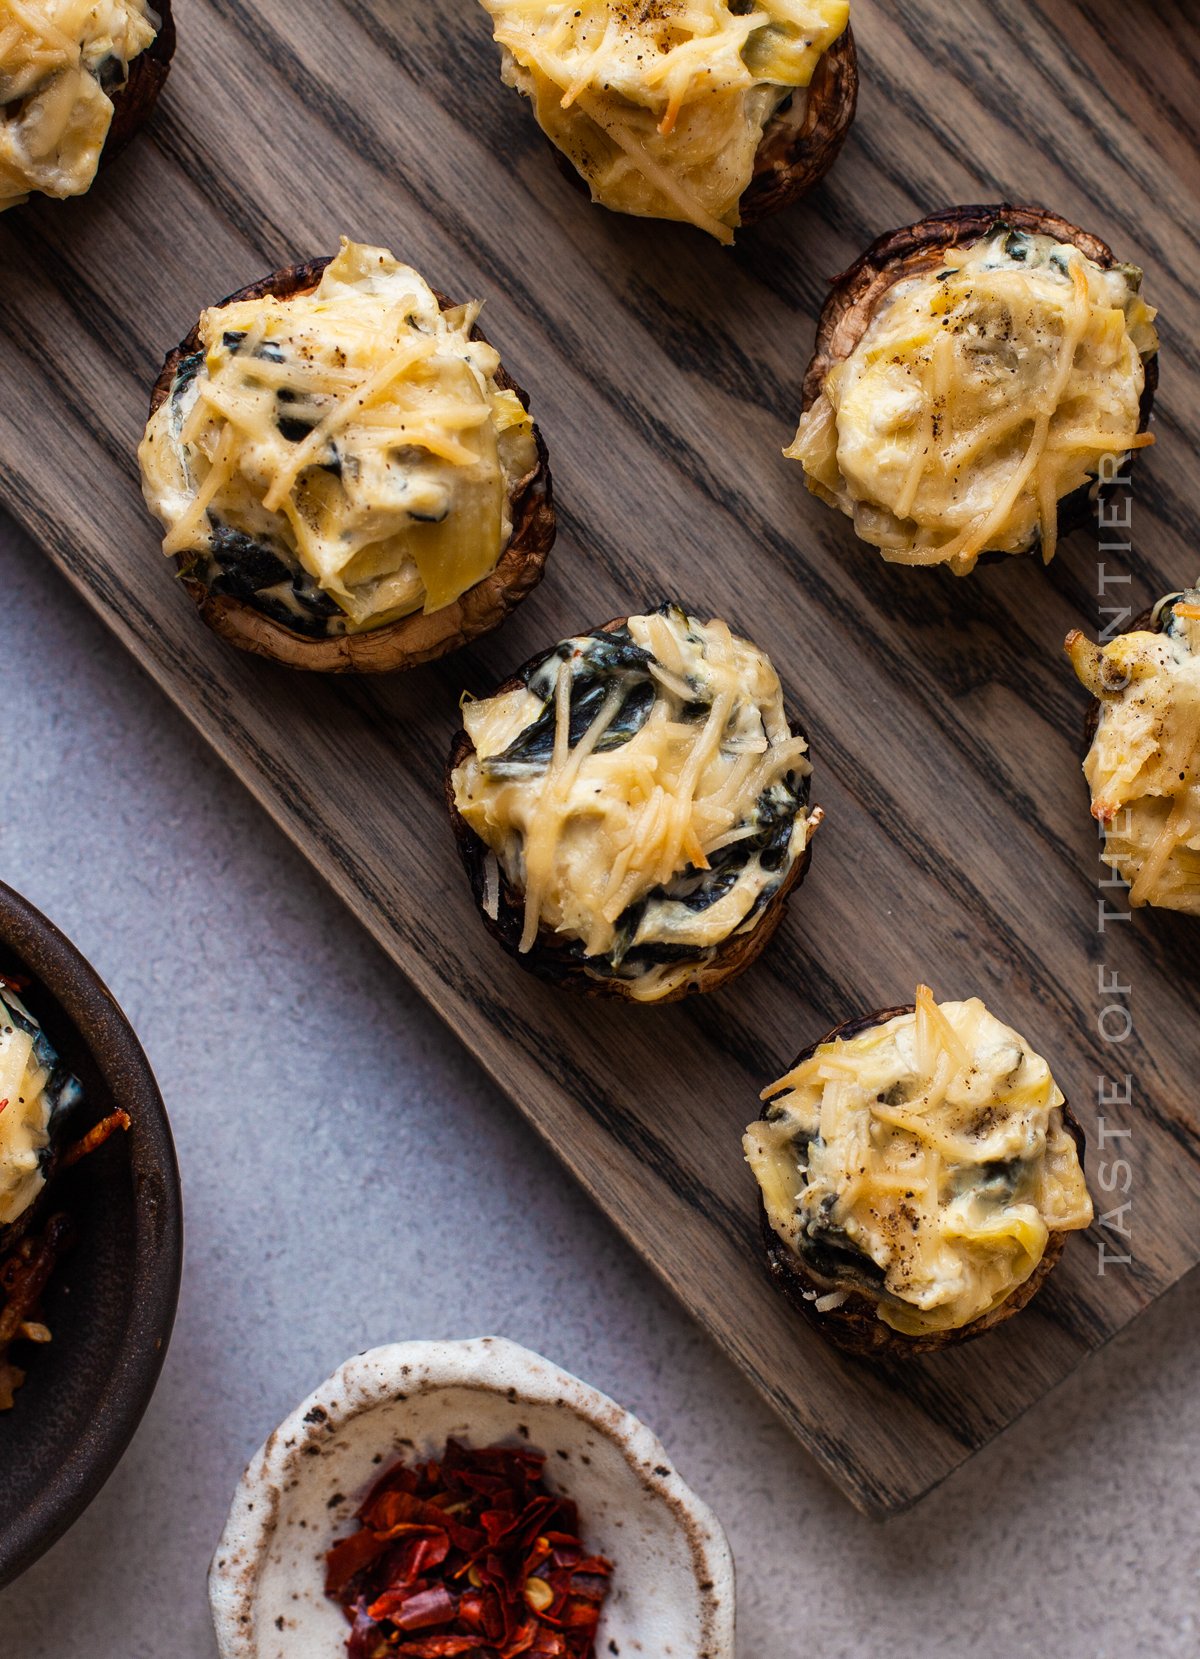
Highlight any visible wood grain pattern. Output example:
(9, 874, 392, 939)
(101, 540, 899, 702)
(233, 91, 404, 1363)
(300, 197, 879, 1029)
(1, 0, 1197, 1514)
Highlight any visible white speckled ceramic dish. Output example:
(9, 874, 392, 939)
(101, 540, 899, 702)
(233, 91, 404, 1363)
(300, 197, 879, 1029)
(209, 1336, 735, 1659)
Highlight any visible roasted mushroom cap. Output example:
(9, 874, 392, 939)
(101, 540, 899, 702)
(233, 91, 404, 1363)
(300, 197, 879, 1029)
(753, 1004, 1089, 1359)
(446, 614, 816, 1003)
(797, 203, 1158, 566)
(104, 0, 175, 161)
(146, 257, 555, 673)
(739, 25, 857, 227)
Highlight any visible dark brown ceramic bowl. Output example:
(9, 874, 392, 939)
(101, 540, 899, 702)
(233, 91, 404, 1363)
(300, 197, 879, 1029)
(0, 883, 182, 1589)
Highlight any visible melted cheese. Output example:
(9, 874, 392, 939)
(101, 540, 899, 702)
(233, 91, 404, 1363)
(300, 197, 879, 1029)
(744, 987, 1092, 1334)
(0, 0, 156, 209)
(787, 228, 1158, 574)
(0, 984, 78, 1228)
(452, 606, 820, 1001)
(139, 239, 539, 636)
(479, 0, 849, 242)
(1067, 589, 1200, 914)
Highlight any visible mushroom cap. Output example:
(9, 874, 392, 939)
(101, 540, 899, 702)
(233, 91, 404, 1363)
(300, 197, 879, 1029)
(754, 1003, 1088, 1358)
(445, 615, 814, 1003)
(146, 255, 555, 673)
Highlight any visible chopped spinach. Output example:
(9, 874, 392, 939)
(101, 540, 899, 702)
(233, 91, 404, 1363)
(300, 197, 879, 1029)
(193, 522, 342, 638)
(483, 631, 656, 780)
(171, 349, 205, 402)
(796, 1216, 887, 1294)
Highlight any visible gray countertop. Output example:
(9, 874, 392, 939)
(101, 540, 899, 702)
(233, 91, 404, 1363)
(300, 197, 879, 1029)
(1, 516, 1195, 1658)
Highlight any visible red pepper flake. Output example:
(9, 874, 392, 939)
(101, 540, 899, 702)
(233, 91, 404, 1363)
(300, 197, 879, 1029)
(0, 1100, 8, 1115)
(325, 1440, 613, 1659)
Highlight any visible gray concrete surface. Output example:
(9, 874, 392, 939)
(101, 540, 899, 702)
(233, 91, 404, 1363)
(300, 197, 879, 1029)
(0, 515, 1196, 1659)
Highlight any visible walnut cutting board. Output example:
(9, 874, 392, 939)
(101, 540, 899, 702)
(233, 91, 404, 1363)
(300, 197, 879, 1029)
(2, 0, 1198, 1516)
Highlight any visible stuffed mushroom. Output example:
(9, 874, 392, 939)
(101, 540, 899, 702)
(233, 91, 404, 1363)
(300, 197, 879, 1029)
(139, 239, 555, 672)
(0, 975, 86, 1407)
(1066, 585, 1200, 915)
(478, 0, 857, 245)
(447, 603, 822, 1002)
(0, 0, 174, 211)
(744, 987, 1093, 1356)
(788, 205, 1159, 575)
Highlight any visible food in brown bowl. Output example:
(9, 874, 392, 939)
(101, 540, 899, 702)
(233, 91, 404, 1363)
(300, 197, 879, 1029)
(0, 882, 181, 1590)
(139, 238, 555, 672)
(787, 204, 1159, 575)
(477, 0, 857, 244)
(1065, 584, 1200, 915)
(446, 602, 822, 1003)
(0, 974, 130, 1410)
(743, 986, 1093, 1357)
(0, 0, 174, 211)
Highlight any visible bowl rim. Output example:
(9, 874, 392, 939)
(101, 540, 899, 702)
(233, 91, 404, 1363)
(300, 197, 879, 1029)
(0, 880, 183, 1590)
(209, 1335, 737, 1657)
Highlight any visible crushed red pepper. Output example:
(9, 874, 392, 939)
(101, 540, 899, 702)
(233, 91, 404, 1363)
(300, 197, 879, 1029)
(324, 1440, 613, 1659)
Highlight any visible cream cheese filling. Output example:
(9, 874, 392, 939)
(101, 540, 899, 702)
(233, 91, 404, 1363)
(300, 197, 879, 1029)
(1067, 588, 1200, 914)
(0, 983, 80, 1229)
(0, 0, 156, 208)
(479, 0, 849, 241)
(788, 227, 1158, 574)
(744, 988, 1093, 1334)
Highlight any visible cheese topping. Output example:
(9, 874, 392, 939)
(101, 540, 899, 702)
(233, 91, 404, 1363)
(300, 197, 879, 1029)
(452, 604, 820, 1001)
(0, 0, 156, 209)
(744, 987, 1092, 1334)
(0, 982, 82, 1229)
(139, 240, 539, 638)
(788, 228, 1158, 574)
(1066, 587, 1200, 914)
(479, 0, 849, 243)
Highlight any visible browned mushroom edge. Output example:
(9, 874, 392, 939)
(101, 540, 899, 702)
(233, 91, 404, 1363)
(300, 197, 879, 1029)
(547, 25, 858, 231)
(740, 23, 858, 226)
(754, 1003, 1088, 1359)
(444, 615, 814, 1003)
(799, 202, 1159, 562)
(146, 256, 556, 673)
(103, 0, 176, 160)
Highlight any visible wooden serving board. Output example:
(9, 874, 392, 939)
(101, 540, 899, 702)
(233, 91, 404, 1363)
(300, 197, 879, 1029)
(2, 0, 1198, 1515)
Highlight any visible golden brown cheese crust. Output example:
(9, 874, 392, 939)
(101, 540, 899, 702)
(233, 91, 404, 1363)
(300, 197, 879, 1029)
(445, 615, 814, 1003)
(146, 256, 555, 673)
(753, 1005, 1088, 1359)
(798, 203, 1158, 565)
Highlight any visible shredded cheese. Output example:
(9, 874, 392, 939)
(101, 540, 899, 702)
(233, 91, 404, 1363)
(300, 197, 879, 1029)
(787, 227, 1158, 574)
(744, 988, 1093, 1335)
(452, 605, 819, 1001)
(1067, 588, 1200, 914)
(0, 0, 156, 208)
(479, 0, 849, 241)
(139, 239, 539, 637)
